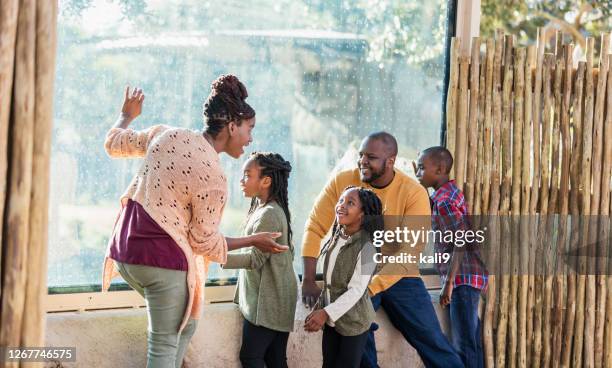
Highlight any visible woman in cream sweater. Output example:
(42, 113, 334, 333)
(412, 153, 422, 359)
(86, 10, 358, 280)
(102, 75, 287, 368)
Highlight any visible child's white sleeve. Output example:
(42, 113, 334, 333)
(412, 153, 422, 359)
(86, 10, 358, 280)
(323, 245, 376, 323)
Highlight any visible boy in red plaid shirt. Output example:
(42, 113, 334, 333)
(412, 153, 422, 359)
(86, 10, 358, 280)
(414, 146, 488, 368)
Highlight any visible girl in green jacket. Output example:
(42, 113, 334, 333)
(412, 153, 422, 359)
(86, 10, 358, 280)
(304, 186, 384, 368)
(223, 152, 298, 368)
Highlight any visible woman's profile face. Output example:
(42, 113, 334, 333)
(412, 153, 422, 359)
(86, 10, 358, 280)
(226, 117, 255, 158)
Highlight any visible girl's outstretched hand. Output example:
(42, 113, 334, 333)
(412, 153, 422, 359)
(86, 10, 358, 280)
(121, 86, 145, 122)
(250, 232, 289, 253)
(304, 309, 328, 332)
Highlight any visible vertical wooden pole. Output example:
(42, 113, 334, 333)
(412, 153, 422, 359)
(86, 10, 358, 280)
(500, 35, 514, 216)
(556, 42, 574, 368)
(466, 37, 481, 205)
(0, 0, 36, 353)
(512, 48, 526, 215)
(522, 46, 534, 226)
(603, 54, 612, 368)
(593, 33, 610, 368)
(456, 56, 470, 189)
(484, 30, 504, 368)
(550, 49, 565, 367)
(475, 46, 487, 216)
(557, 42, 572, 240)
(447, 37, 461, 171)
(562, 59, 585, 368)
(555, 30, 563, 61)
(529, 29, 546, 368)
(0, 0, 19, 298)
(552, 43, 573, 368)
(533, 53, 555, 368)
(490, 28, 505, 223)
(542, 54, 563, 368)
(583, 33, 608, 368)
(573, 37, 595, 368)
(21, 0, 58, 354)
(481, 38, 495, 216)
(524, 44, 536, 368)
(496, 34, 514, 368)
(489, 31, 505, 217)
(548, 49, 562, 216)
(531, 28, 545, 214)
(511, 47, 526, 368)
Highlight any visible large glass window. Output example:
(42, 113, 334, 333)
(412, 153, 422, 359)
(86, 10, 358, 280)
(50, 0, 450, 290)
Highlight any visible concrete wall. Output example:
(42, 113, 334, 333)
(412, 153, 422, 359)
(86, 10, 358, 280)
(45, 293, 448, 367)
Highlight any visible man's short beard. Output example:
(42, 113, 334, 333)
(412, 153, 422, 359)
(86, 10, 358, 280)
(361, 164, 386, 183)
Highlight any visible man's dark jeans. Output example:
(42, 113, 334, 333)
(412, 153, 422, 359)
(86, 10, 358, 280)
(361, 277, 464, 368)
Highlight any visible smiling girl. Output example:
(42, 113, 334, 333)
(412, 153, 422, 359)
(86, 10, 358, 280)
(304, 186, 384, 368)
(222, 152, 298, 368)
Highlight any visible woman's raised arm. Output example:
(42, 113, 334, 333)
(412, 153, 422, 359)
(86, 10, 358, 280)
(113, 86, 144, 129)
(104, 86, 167, 158)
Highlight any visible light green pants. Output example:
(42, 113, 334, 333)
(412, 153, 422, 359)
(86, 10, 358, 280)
(115, 262, 198, 368)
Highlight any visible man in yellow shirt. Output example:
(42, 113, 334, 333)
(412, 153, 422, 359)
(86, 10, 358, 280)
(301, 132, 463, 368)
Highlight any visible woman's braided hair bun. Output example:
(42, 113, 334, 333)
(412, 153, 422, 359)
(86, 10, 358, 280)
(203, 74, 255, 136)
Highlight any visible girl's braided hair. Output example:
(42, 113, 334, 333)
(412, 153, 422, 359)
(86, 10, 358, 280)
(320, 186, 384, 256)
(247, 152, 293, 245)
(203, 74, 256, 137)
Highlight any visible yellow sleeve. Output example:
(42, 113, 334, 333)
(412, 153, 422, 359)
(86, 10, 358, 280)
(301, 173, 343, 258)
(368, 184, 432, 295)
(368, 275, 404, 296)
(405, 184, 433, 216)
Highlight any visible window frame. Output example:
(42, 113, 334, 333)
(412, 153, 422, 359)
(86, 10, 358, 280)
(46, 275, 444, 312)
(46, 0, 479, 311)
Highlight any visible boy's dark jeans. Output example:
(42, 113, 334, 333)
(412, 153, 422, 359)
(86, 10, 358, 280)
(360, 277, 464, 368)
(450, 285, 484, 368)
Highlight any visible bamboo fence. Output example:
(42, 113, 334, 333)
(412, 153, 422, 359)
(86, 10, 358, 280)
(446, 30, 612, 368)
